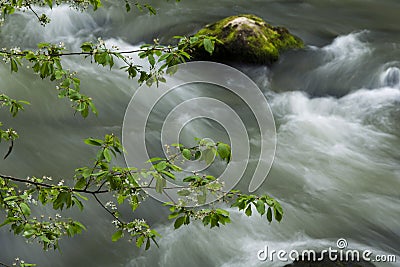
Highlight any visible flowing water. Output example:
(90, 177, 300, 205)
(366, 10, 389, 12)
(0, 1, 399, 266)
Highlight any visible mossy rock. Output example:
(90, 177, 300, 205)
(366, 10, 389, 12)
(192, 14, 304, 64)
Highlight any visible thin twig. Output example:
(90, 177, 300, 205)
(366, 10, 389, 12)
(28, 5, 41, 22)
(0, 261, 11, 267)
(0, 174, 108, 194)
(0, 47, 172, 58)
(92, 193, 123, 224)
(163, 189, 176, 205)
(3, 140, 13, 159)
(95, 179, 108, 193)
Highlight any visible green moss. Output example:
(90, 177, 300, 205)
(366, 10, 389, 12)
(192, 14, 304, 64)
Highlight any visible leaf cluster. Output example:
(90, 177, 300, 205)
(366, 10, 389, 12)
(0, 1, 284, 266)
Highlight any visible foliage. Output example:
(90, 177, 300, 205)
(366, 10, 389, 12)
(0, 133, 283, 250)
(0, 94, 29, 159)
(0, 1, 282, 266)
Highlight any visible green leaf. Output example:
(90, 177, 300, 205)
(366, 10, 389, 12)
(166, 65, 178, 75)
(80, 42, 93, 52)
(3, 5, 15, 15)
(194, 150, 201, 160)
(18, 100, 30, 105)
(274, 205, 283, 222)
(182, 149, 191, 160)
(88, 101, 98, 116)
(53, 192, 71, 210)
(182, 175, 197, 183)
(89, 0, 102, 10)
(135, 2, 143, 11)
(84, 138, 103, 146)
(20, 202, 31, 216)
(166, 162, 182, 172)
(40, 235, 51, 243)
(155, 176, 166, 194)
(168, 212, 180, 219)
(74, 178, 86, 190)
(32, 62, 40, 73)
(103, 148, 112, 162)
(23, 229, 36, 238)
(10, 58, 18, 73)
(144, 4, 156, 15)
(275, 202, 283, 216)
(245, 205, 252, 216)
(45, 0, 53, 8)
(136, 235, 145, 248)
(197, 193, 206, 205)
(202, 215, 210, 226)
(145, 238, 151, 250)
(203, 38, 214, 54)
(189, 36, 199, 44)
(174, 216, 185, 229)
(202, 149, 215, 165)
(184, 215, 190, 225)
(54, 70, 64, 79)
(13, 224, 24, 235)
(3, 196, 19, 202)
(0, 218, 17, 228)
(126, 65, 137, 78)
(171, 143, 183, 148)
(94, 52, 108, 65)
(130, 195, 139, 211)
(155, 161, 167, 171)
(161, 170, 175, 179)
(125, 3, 131, 12)
(109, 176, 122, 190)
(210, 215, 218, 228)
(147, 157, 164, 163)
(148, 54, 155, 66)
(217, 213, 230, 225)
(158, 53, 170, 62)
(24, 51, 36, 60)
(256, 200, 265, 215)
(37, 42, 50, 49)
(112, 230, 123, 242)
(205, 175, 216, 181)
(107, 54, 114, 69)
(74, 192, 88, 201)
(267, 207, 272, 222)
(217, 143, 230, 161)
(177, 189, 191, 196)
(117, 194, 126, 205)
(72, 196, 84, 211)
(38, 191, 47, 205)
(73, 221, 87, 231)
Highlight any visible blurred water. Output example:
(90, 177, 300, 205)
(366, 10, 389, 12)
(0, 1, 399, 266)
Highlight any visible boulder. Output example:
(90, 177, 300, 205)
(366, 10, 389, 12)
(191, 14, 304, 64)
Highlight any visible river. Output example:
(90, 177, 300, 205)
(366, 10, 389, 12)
(0, 0, 399, 266)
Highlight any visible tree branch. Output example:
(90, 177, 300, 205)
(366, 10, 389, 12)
(0, 174, 108, 194)
(3, 139, 13, 159)
(91, 193, 123, 225)
(0, 261, 11, 267)
(28, 5, 41, 22)
(1, 47, 173, 58)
